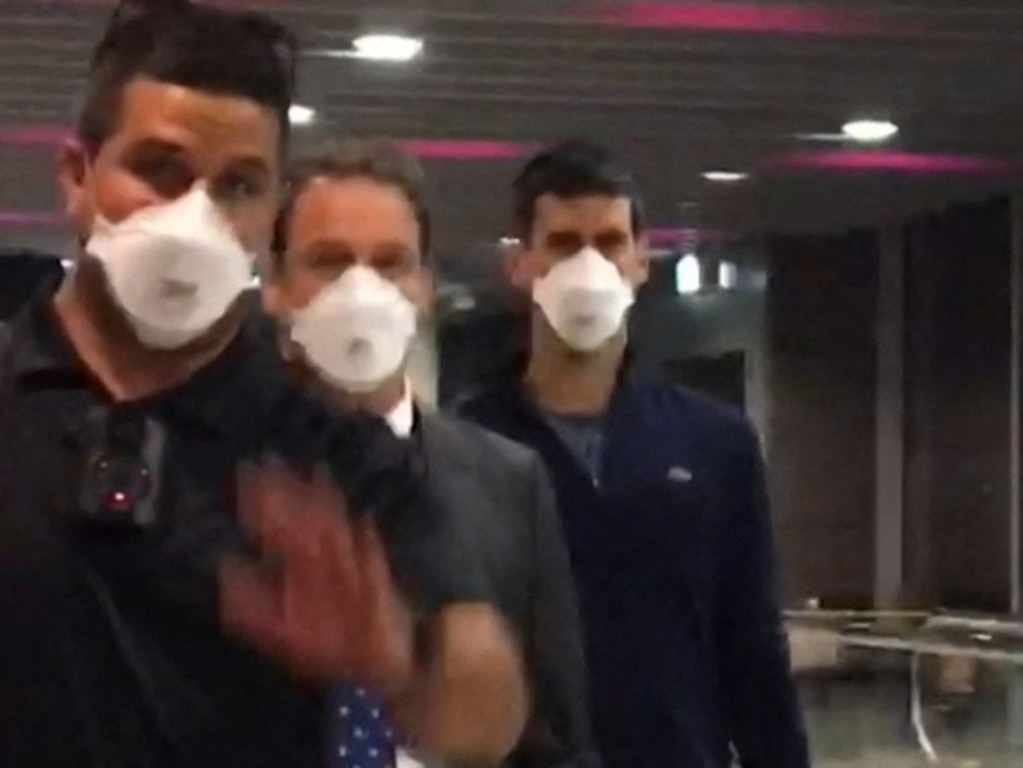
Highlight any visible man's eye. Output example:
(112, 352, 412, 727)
(373, 253, 411, 275)
(132, 158, 192, 196)
(547, 236, 583, 256)
(218, 176, 266, 201)
(309, 252, 352, 274)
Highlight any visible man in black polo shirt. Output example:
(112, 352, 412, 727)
(0, 1, 524, 766)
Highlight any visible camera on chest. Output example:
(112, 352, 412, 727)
(62, 405, 165, 530)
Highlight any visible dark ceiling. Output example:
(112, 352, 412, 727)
(2, 0, 1023, 287)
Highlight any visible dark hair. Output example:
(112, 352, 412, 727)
(272, 139, 431, 269)
(78, 0, 297, 155)
(512, 138, 644, 242)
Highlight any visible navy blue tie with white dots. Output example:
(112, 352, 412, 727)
(330, 682, 396, 768)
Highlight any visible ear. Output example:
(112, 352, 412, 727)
(506, 243, 535, 292)
(57, 139, 92, 233)
(256, 249, 292, 317)
(261, 272, 302, 362)
(416, 265, 437, 315)
(632, 233, 651, 290)
(276, 322, 302, 364)
(260, 277, 287, 317)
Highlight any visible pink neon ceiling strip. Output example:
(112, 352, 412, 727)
(398, 140, 536, 161)
(0, 127, 535, 162)
(764, 151, 1013, 176)
(586, 2, 918, 37)
(0, 212, 63, 227)
(0, 124, 73, 147)
(36, 0, 281, 7)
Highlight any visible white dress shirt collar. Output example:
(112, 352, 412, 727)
(384, 381, 415, 438)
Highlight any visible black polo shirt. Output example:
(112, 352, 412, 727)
(0, 283, 486, 767)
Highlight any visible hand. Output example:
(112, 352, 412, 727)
(392, 604, 529, 762)
(220, 463, 414, 691)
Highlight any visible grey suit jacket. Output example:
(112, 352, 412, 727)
(418, 411, 596, 768)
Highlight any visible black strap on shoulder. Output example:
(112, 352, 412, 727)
(0, 321, 16, 461)
(0, 323, 11, 362)
(0, 322, 13, 390)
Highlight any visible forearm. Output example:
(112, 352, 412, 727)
(391, 604, 529, 766)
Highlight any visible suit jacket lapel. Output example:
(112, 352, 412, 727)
(418, 411, 474, 467)
(417, 412, 483, 520)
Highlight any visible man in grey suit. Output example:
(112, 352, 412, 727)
(262, 139, 595, 768)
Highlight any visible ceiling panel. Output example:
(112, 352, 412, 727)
(2, 0, 1023, 278)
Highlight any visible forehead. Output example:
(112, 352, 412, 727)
(112, 77, 281, 169)
(533, 193, 632, 234)
(286, 176, 420, 247)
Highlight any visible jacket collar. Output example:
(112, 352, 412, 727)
(416, 410, 477, 474)
(8, 281, 283, 445)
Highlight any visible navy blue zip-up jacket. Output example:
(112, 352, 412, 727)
(458, 372, 809, 768)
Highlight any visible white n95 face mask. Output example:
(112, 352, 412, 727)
(532, 246, 635, 352)
(289, 266, 418, 394)
(85, 188, 255, 350)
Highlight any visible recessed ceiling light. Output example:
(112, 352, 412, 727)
(842, 119, 898, 143)
(288, 104, 316, 126)
(352, 34, 423, 62)
(702, 170, 749, 183)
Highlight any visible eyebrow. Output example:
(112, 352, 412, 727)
(545, 230, 585, 247)
(371, 241, 418, 255)
(123, 137, 186, 157)
(124, 139, 271, 176)
(594, 228, 629, 241)
(294, 238, 352, 256)
(295, 238, 417, 257)
(224, 156, 272, 177)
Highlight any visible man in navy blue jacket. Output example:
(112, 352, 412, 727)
(458, 139, 810, 768)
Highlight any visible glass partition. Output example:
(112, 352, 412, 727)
(790, 612, 1023, 767)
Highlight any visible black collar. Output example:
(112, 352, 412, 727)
(510, 355, 635, 418)
(6, 277, 83, 383)
(416, 410, 475, 470)
(7, 280, 285, 444)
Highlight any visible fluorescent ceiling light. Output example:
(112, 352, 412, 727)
(842, 119, 898, 143)
(794, 132, 850, 142)
(702, 170, 749, 183)
(352, 34, 423, 62)
(288, 104, 316, 126)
